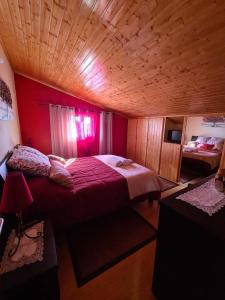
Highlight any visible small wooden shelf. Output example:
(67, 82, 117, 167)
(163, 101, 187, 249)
(163, 117, 184, 144)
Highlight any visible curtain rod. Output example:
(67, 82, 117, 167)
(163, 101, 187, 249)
(39, 103, 112, 113)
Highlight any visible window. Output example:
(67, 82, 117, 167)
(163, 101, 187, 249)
(71, 111, 96, 141)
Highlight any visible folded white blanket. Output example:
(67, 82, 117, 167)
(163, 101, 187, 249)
(97, 155, 133, 167)
(116, 158, 133, 167)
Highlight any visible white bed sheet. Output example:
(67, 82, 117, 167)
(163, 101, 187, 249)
(95, 155, 162, 200)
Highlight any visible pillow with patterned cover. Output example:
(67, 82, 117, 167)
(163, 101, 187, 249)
(16, 145, 49, 162)
(196, 136, 210, 144)
(7, 148, 51, 176)
(207, 137, 224, 145)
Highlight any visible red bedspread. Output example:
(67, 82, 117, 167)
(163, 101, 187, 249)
(25, 157, 130, 227)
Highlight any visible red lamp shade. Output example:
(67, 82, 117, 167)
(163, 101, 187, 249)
(0, 171, 33, 214)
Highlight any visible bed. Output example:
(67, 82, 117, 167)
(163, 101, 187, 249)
(182, 136, 223, 175)
(0, 149, 161, 227)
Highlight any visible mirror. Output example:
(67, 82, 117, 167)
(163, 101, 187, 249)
(179, 115, 225, 184)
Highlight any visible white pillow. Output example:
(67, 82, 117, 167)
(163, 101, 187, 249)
(48, 154, 66, 164)
(187, 141, 197, 147)
(196, 136, 210, 144)
(49, 160, 73, 188)
(183, 146, 197, 152)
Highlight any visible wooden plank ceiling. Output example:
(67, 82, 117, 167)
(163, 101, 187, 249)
(0, 0, 225, 117)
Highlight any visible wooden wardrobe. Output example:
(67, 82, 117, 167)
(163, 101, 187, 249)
(127, 115, 225, 182)
(127, 117, 164, 173)
(127, 117, 185, 182)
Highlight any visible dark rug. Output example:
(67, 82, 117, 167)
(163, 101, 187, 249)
(66, 208, 157, 286)
(159, 176, 179, 191)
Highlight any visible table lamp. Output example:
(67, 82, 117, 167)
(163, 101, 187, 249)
(0, 171, 42, 257)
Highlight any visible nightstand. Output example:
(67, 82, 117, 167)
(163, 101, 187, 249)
(0, 218, 60, 300)
(152, 176, 225, 300)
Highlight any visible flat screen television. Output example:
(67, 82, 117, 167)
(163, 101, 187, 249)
(167, 130, 182, 144)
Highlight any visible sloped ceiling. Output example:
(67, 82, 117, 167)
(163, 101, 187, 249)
(0, 0, 225, 117)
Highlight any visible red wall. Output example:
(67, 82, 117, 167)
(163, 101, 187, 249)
(15, 74, 127, 157)
(112, 114, 128, 157)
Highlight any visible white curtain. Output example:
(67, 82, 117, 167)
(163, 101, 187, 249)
(49, 104, 77, 158)
(99, 111, 113, 154)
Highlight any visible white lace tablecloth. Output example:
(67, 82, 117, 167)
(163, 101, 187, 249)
(0, 221, 44, 274)
(176, 178, 225, 216)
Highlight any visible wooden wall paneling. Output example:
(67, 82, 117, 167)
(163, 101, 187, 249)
(177, 116, 187, 181)
(145, 117, 164, 173)
(159, 142, 182, 182)
(127, 119, 137, 160)
(135, 119, 148, 165)
(181, 117, 187, 145)
(0, 1, 225, 117)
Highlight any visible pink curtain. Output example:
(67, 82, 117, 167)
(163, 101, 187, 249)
(49, 104, 77, 158)
(75, 109, 98, 156)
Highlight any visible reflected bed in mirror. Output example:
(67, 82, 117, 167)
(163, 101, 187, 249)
(180, 116, 224, 184)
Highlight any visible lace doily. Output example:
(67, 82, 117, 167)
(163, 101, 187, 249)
(176, 178, 225, 216)
(0, 221, 44, 275)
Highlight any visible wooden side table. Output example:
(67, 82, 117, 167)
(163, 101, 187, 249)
(0, 218, 60, 300)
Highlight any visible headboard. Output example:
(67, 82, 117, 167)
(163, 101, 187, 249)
(0, 151, 12, 197)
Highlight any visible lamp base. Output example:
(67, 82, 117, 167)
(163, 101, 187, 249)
(8, 214, 42, 258)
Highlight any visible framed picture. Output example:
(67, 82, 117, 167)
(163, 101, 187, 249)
(0, 78, 13, 120)
(202, 116, 225, 127)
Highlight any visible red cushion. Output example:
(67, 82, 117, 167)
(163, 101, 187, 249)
(197, 143, 214, 150)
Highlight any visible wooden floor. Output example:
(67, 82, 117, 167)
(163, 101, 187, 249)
(56, 184, 187, 300)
